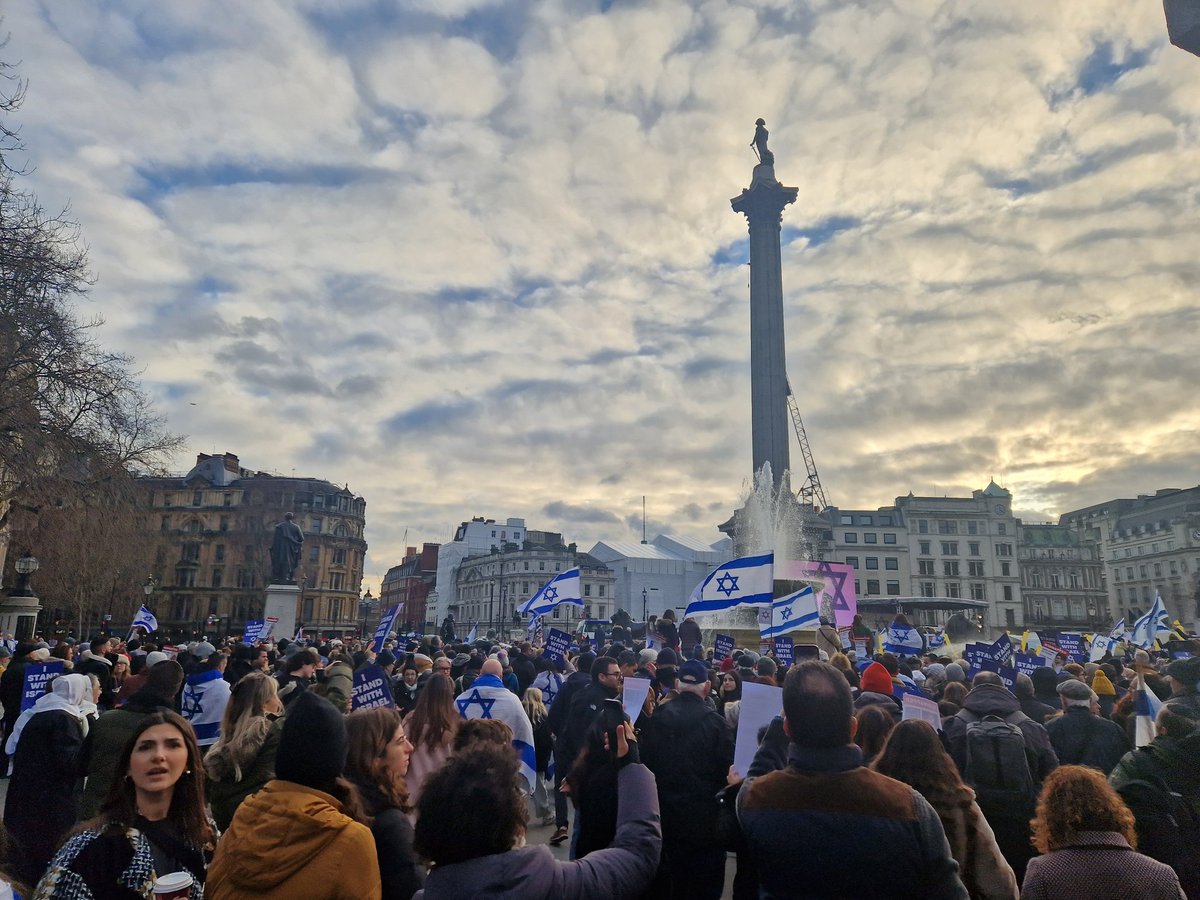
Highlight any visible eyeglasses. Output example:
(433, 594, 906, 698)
(435, 664, 451, 672)
(602, 670, 621, 679)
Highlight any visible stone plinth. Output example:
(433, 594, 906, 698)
(263, 583, 301, 643)
(0, 592, 42, 641)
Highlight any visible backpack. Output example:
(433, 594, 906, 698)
(958, 709, 1038, 815)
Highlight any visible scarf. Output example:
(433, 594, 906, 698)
(5, 672, 91, 754)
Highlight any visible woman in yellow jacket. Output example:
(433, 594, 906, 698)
(206, 691, 382, 900)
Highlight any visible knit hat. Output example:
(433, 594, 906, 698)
(860, 662, 894, 695)
(1090, 670, 1116, 697)
(656, 647, 679, 667)
(944, 663, 966, 683)
(192, 641, 216, 659)
(145, 650, 170, 668)
(376, 649, 396, 669)
(28, 648, 51, 661)
(638, 648, 658, 666)
(275, 692, 348, 788)
(1166, 656, 1200, 686)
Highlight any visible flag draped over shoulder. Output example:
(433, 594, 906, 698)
(520, 568, 582, 618)
(131, 606, 158, 634)
(1135, 674, 1163, 748)
(759, 585, 819, 639)
(880, 624, 924, 656)
(455, 674, 537, 793)
(684, 553, 774, 618)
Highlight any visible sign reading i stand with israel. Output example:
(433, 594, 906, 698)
(1014, 652, 1047, 676)
(20, 660, 65, 713)
(243, 620, 265, 644)
(542, 628, 571, 664)
(351, 665, 396, 710)
(773, 636, 794, 665)
(371, 603, 401, 654)
(521, 568, 583, 618)
(759, 584, 819, 639)
(685, 553, 774, 618)
(713, 634, 735, 661)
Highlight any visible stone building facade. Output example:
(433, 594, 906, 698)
(380, 543, 439, 634)
(139, 452, 367, 638)
(1017, 523, 1107, 629)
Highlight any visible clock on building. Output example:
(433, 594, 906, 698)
(1192, 528, 1200, 542)
(994, 505, 1007, 516)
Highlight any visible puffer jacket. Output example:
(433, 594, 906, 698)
(203, 715, 283, 831)
(206, 780, 381, 900)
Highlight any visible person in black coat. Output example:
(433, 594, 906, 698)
(4, 673, 90, 886)
(0, 643, 33, 770)
(1044, 680, 1129, 773)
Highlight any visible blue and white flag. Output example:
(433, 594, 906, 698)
(371, 603, 401, 654)
(181, 668, 232, 747)
(927, 630, 946, 650)
(465, 622, 478, 643)
(1132, 593, 1171, 648)
(455, 673, 538, 793)
(1135, 673, 1163, 748)
(131, 606, 159, 634)
(880, 624, 924, 656)
(759, 585, 819, 639)
(520, 568, 583, 617)
(1089, 635, 1120, 662)
(1109, 618, 1127, 641)
(685, 553, 774, 617)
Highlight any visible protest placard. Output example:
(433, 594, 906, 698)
(371, 604, 401, 654)
(997, 665, 1017, 692)
(774, 637, 794, 665)
(243, 620, 264, 643)
(542, 628, 571, 664)
(734, 682, 783, 779)
(902, 692, 942, 730)
(713, 634, 735, 661)
(1014, 652, 1047, 676)
(621, 677, 652, 726)
(351, 665, 395, 710)
(21, 660, 65, 713)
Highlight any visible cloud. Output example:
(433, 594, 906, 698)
(6, 0, 1198, 591)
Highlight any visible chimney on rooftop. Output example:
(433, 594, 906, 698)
(223, 452, 240, 473)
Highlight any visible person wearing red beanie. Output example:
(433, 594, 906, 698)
(859, 662, 894, 697)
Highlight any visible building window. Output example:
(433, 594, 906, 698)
(539, 561, 545, 571)
(331, 598, 343, 621)
(1001, 562, 1011, 576)
(880, 515, 893, 526)
(192, 491, 203, 507)
(310, 546, 320, 563)
(1154, 563, 1162, 577)
(998, 523, 1007, 535)
(1139, 565, 1148, 578)
(1170, 561, 1178, 575)
(524, 561, 530, 570)
(212, 569, 223, 588)
(919, 560, 935, 575)
(1050, 574, 1062, 588)
(840, 515, 853, 525)
(968, 542, 980, 556)
(188, 520, 202, 534)
(937, 520, 956, 535)
(886, 580, 901, 595)
(310, 517, 322, 534)
(334, 548, 347, 566)
(176, 568, 196, 588)
(918, 520, 929, 534)
(884, 533, 897, 544)
(330, 572, 345, 591)
(160, 516, 170, 533)
(864, 533, 878, 544)
(599, 585, 606, 597)
(1003, 585, 1014, 602)
(995, 543, 1013, 557)
(941, 542, 958, 556)
(971, 583, 985, 600)
(866, 579, 880, 595)
(865, 557, 879, 570)
(846, 556, 860, 569)
(919, 541, 931, 555)
(223, 493, 232, 507)
(945, 582, 961, 598)
(584, 584, 592, 597)
(943, 561, 960, 576)
(967, 521, 978, 535)
(885, 557, 899, 570)
(860, 515, 874, 525)
(921, 581, 934, 596)
(844, 533, 858, 543)
(969, 561, 985, 577)
(215, 545, 225, 562)
(219, 516, 229, 531)
(182, 542, 200, 562)
(164, 493, 173, 507)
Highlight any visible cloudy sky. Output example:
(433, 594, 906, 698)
(7, 1, 1198, 590)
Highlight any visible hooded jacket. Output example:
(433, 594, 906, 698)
(206, 779, 381, 900)
(203, 714, 283, 831)
(942, 683, 1058, 781)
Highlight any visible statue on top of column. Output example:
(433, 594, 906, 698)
(750, 118, 774, 166)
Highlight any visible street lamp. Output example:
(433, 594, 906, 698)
(12, 553, 39, 597)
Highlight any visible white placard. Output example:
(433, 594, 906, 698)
(901, 692, 943, 731)
(734, 682, 784, 778)
(622, 677, 652, 726)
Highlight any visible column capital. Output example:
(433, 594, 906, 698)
(730, 165, 799, 224)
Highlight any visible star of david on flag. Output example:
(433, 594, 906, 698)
(520, 567, 583, 617)
(684, 553, 774, 618)
(1131, 593, 1172, 649)
(131, 606, 158, 634)
(760, 584, 819, 639)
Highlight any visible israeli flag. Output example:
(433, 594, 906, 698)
(1089, 635, 1120, 662)
(520, 568, 583, 618)
(455, 673, 538, 793)
(760, 585, 819, 639)
(927, 630, 946, 650)
(1135, 674, 1163, 748)
(1131, 593, 1171, 648)
(465, 622, 478, 643)
(131, 606, 158, 634)
(684, 553, 774, 617)
(1109, 618, 1126, 640)
(880, 624, 924, 656)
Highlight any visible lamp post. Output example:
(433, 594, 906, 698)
(12, 552, 39, 597)
(489, 580, 496, 638)
(2, 552, 42, 641)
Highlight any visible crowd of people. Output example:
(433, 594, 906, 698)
(0, 613, 1196, 899)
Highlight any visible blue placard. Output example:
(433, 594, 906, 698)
(351, 665, 395, 710)
(21, 660, 65, 712)
(989, 634, 1014, 667)
(372, 603, 401, 654)
(997, 665, 1017, 692)
(1057, 633, 1084, 657)
(714, 634, 734, 661)
(1014, 652, 1047, 676)
(774, 637, 794, 665)
(243, 620, 265, 644)
(543, 629, 570, 664)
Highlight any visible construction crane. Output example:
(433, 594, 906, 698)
(785, 377, 829, 512)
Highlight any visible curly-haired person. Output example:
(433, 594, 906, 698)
(1022, 765, 1184, 900)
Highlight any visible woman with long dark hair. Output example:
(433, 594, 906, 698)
(345, 707, 423, 899)
(872, 720, 1017, 899)
(34, 710, 214, 899)
(853, 704, 896, 766)
(203, 672, 284, 830)
(402, 673, 458, 809)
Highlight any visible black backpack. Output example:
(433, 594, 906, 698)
(958, 709, 1038, 815)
